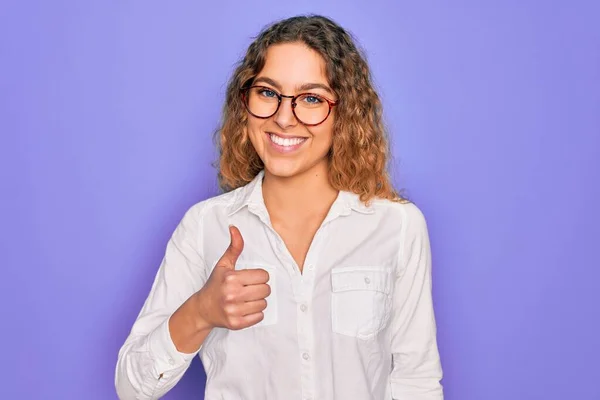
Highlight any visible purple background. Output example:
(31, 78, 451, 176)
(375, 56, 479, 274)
(2, 1, 599, 399)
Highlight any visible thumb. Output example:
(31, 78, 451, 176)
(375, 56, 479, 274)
(220, 225, 244, 269)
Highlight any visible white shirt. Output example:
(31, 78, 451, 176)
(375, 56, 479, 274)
(115, 170, 443, 399)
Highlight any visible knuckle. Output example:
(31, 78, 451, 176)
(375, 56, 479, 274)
(256, 312, 265, 323)
(225, 315, 236, 327)
(223, 290, 237, 303)
(223, 271, 237, 284)
(223, 304, 237, 316)
(259, 299, 268, 310)
(228, 317, 243, 330)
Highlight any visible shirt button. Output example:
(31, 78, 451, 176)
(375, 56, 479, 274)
(306, 264, 314, 271)
(168, 358, 175, 366)
(364, 277, 371, 284)
(302, 352, 310, 360)
(300, 304, 307, 312)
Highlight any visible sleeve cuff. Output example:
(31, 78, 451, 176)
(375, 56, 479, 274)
(147, 315, 199, 373)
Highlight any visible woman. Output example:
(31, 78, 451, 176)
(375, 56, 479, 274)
(115, 14, 443, 400)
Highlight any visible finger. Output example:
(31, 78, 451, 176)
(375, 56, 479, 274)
(236, 268, 269, 285)
(242, 312, 265, 328)
(222, 312, 265, 331)
(239, 283, 271, 302)
(241, 299, 268, 316)
(219, 225, 244, 269)
(227, 312, 264, 330)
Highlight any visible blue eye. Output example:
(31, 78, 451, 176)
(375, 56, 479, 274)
(303, 95, 322, 104)
(259, 89, 277, 98)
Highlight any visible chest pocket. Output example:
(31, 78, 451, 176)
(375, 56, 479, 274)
(331, 266, 393, 339)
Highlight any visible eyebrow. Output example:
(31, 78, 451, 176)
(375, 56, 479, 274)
(253, 76, 334, 96)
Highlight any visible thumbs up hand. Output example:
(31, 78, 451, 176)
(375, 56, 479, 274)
(195, 225, 271, 330)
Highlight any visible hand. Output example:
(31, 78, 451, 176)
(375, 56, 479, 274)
(195, 225, 271, 330)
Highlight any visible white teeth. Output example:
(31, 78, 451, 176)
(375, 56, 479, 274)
(269, 134, 306, 147)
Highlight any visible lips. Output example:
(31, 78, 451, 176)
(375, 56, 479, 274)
(267, 133, 307, 147)
(265, 132, 308, 153)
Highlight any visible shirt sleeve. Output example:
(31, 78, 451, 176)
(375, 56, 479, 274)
(390, 203, 444, 399)
(115, 203, 209, 400)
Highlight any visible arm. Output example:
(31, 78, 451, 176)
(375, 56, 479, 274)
(390, 203, 444, 399)
(115, 205, 209, 399)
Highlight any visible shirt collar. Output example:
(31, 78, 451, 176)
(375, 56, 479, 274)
(227, 170, 267, 217)
(227, 169, 375, 217)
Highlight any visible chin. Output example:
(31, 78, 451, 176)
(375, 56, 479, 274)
(263, 161, 303, 178)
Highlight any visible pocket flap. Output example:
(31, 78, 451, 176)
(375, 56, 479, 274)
(331, 267, 392, 294)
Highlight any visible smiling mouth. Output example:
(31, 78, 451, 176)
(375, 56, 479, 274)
(267, 132, 308, 147)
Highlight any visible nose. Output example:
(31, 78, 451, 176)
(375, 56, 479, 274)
(273, 97, 298, 130)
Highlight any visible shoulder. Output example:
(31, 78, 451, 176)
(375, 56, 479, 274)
(181, 186, 244, 223)
(367, 198, 430, 239)
(371, 198, 427, 224)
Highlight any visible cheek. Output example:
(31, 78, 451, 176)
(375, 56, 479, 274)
(246, 118, 265, 143)
(246, 117, 261, 134)
(311, 120, 335, 146)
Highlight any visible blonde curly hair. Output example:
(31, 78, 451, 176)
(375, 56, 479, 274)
(214, 15, 404, 204)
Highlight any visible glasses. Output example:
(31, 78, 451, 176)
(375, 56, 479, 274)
(241, 85, 337, 127)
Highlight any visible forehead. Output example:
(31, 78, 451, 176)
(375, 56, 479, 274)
(258, 42, 328, 87)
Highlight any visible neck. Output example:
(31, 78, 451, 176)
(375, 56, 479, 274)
(262, 162, 338, 218)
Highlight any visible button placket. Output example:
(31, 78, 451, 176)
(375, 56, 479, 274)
(297, 259, 317, 400)
(296, 224, 329, 400)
